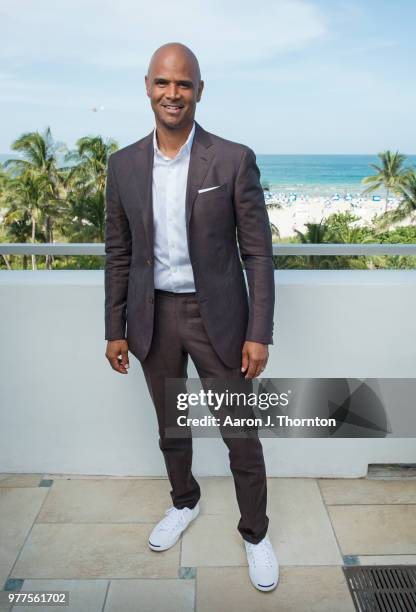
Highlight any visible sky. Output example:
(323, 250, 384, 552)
(1, 0, 415, 154)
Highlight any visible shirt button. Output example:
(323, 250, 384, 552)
(149, 296, 154, 304)
(146, 258, 152, 266)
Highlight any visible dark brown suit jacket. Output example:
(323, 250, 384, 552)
(104, 121, 275, 368)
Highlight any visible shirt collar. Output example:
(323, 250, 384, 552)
(153, 121, 195, 160)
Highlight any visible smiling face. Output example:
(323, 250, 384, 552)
(145, 44, 204, 131)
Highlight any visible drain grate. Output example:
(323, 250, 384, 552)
(343, 565, 416, 611)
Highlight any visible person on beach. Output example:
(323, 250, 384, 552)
(104, 42, 278, 592)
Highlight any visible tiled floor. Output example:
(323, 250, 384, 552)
(1, 473, 416, 611)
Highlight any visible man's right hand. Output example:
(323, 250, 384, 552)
(105, 339, 130, 374)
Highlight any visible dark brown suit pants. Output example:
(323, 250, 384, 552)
(140, 289, 269, 544)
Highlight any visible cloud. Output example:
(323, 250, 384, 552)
(0, 0, 327, 70)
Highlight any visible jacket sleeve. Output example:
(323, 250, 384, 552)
(233, 147, 275, 345)
(104, 154, 132, 341)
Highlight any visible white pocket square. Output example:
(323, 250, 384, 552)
(198, 185, 221, 193)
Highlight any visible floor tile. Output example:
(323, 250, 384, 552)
(0, 599, 12, 612)
(0, 569, 12, 592)
(196, 566, 355, 612)
(0, 488, 48, 588)
(197, 477, 238, 515)
(0, 575, 14, 612)
(266, 479, 342, 565)
(183, 479, 342, 567)
(10, 524, 180, 579)
(0, 475, 43, 488)
(181, 515, 245, 567)
(328, 505, 416, 555)
(319, 478, 416, 504)
(10, 579, 108, 612)
(104, 579, 194, 612)
(37, 479, 171, 523)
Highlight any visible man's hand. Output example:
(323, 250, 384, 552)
(105, 339, 130, 374)
(241, 341, 268, 379)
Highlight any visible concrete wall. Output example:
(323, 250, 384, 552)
(1, 270, 415, 477)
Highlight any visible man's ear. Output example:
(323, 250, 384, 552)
(145, 75, 150, 97)
(196, 80, 204, 103)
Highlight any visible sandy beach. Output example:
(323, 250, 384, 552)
(265, 192, 401, 238)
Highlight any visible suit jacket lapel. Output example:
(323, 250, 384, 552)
(130, 131, 154, 257)
(129, 121, 214, 257)
(185, 122, 214, 231)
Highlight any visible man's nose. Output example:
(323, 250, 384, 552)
(166, 83, 180, 99)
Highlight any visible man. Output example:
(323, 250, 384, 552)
(104, 42, 278, 592)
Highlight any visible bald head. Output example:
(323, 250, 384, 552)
(145, 42, 204, 132)
(147, 42, 201, 83)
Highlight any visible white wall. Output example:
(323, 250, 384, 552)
(0, 270, 415, 477)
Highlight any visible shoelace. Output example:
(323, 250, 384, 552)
(157, 507, 189, 532)
(247, 540, 274, 568)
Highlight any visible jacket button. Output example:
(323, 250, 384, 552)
(146, 258, 152, 266)
(149, 297, 154, 304)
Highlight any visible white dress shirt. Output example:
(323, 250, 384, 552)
(152, 122, 196, 292)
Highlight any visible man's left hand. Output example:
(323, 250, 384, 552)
(241, 341, 268, 379)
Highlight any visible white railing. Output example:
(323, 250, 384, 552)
(0, 243, 416, 256)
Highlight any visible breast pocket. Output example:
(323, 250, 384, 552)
(194, 182, 234, 231)
(197, 182, 228, 202)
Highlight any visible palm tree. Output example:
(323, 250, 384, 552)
(63, 135, 118, 242)
(330, 224, 377, 269)
(362, 150, 408, 214)
(295, 220, 328, 244)
(66, 135, 118, 193)
(372, 169, 416, 231)
(1, 212, 32, 270)
(390, 170, 416, 223)
(62, 189, 106, 243)
(291, 220, 333, 269)
(5, 127, 65, 268)
(2, 170, 50, 270)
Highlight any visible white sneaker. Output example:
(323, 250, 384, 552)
(244, 534, 279, 591)
(148, 503, 200, 552)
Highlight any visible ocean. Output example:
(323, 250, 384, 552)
(256, 154, 416, 197)
(2, 153, 416, 198)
